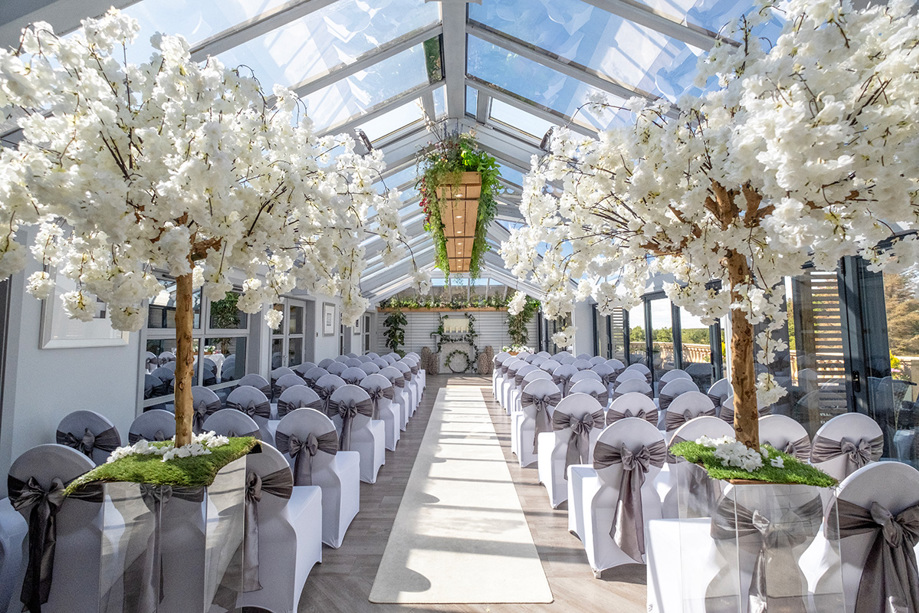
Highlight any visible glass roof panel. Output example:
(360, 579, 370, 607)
(635, 0, 779, 37)
(433, 85, 447, 118)
(302, 45, 430, 130)
(213, 0, 438, 92)
(468, 36, 631, 131)
(489, 99, 556, 140)
(469, 0, 703, 102)
(496, 163, 524, 187)
(356, 99, 424, 142)
(466, 86, 479, 117)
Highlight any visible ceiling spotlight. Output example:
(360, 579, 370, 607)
(539, 127, 555, 152)
(355, 128, 373, 152)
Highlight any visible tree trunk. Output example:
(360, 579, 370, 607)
(726, 249, 759, 450)
(174, 272, 195, 447)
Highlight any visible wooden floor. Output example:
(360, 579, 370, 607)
(296, 375, 646, 613)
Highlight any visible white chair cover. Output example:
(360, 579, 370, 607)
(612, 378, 653, 402)
(220, 355, 238, 381)
(589, 356, 607, 366)
(238, 374, 271, 397)
(658, 378, 701, 413)
(312, 374, 346, 415)
(660, 369, 692, 384)
(663, 392, 716, 434)
(270, 367, 295, 395)
(371, 357, 389, 369)
(158, 351, 176, 366)
(360, 374, 400, 452)
(276, 385, 323, 419)
(344, 358, 363, 368)
(569, 379, 610, 408)
(191, 386, 222, 433)
(234, 444, 322, 613)
(513, 379, 561, 468)
(302, 366, 329, 388)
(538, 393, 604, 508)
(392, 361, 417, 418)
(128, 409, 176, 444)
(203, 410, 261, 439)
(556, 354, 576, 365)
(571, 370, 603, 385)
(317, 358, 334, 369)
(340, 367, 366, 386)
(539, 359, 562, 375)
(55, 410, 122, 465)
(616, 369, 646, 385)
(326, 362, 347, 376)
(707, 377, 733, 410)
(358, 362, 381, 375)
(379, 366, 410, 431)
(275, 374, 308, 399)
(274, 409, 359, 548)
(366, 352, 380, 359)
(809, 413, 884, 482)
(552, 363, 580, 398)
(572, 359, 593, 371)
(606, 393, 658, 427)
(149, 367, 175, 395)
(576, 353, 593, 361)
(626, 362, 653, 383)
(292, 361, 317, 377)
(226, 385, 273, 444)
(356, 355, 372, 363)
(758, 414, 811, 461)
(329, 385, 385, 484)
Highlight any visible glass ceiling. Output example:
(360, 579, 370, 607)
(5, 0, 771, 301)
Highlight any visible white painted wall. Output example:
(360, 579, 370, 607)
(572, 301, 595, 356)
(0, 260, 141, 495)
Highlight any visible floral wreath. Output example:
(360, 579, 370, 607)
(445, 349, 472, 373)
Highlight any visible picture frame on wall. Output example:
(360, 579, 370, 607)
(352, 317, 361, 335)
(40, 268, 130, 349)
(322, 302, 336, 336)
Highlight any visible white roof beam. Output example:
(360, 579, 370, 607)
(189, 0, 338, 62)
(579, 0, 736, 51)
(466, 77, 597, 139)
(319, 81, 441, 137)
(290, 24, 443, 98)
(440, 0, 467, 118)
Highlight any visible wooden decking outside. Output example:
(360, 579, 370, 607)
(295, 375, 646, 613)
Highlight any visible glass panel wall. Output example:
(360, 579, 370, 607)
(879, 272, 918, 467)
(680, 309, 718, 390)
(628, 304, 647, 366)
(648, 297, 674, 386)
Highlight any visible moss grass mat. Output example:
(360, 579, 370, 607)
(65, 437, 259, 495)
(670, 441, 837, 488)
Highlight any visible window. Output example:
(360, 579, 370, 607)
(271, 300, 307, 368)
(364, 314, 372, 353)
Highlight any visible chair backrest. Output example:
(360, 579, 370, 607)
(145, 351, 158, 371)
(758, 414, 811, 460)
(494, 352, 510, 368)
(314, 374, 347, 395)
(158, 351, 176, 365)
(56, 409, 122, 465)
(366, 352, 380, 359)
(626, 363, 651, 376)
(576, 353, 593, 361)
(226, 385, 272, 422)
(504, 359, 524, 378)
(334, 355, 350, 364)
(833, 462, 919, 612)
(340, 367, 367, 386)
(293, 361, 317, 377)
(238, 374, 270, 396)
(358, 362, 381, 375)
(665, 392, 716, 432)
(521, 378, 562, 418)
(594, 418, 666, 487)
(660, 369, 692, 384)
(612, 378, 653, 400)
(571, 370, 602, 385)
(606, 358, 625, 373)
(144, 374, 163, 399)
(192, 385, 221, 412)
(274, 408, 340, 483)
(345, 358, 363, 368)
(128, 409, 176, 444)
(326, 361, 347, 376)
(514, 364, 537, 386)
(659, 378, 700, 411)
(522, 353, 538, 363)
(569, 379, 609, 405)
(372, 357, 390, 369)
(810, 412, 884, 482)
(303, 366, 330, 386)
(616, 369, 646, 385)
(554, 393, 603, 422)
(556, 354, 576, 365)
(150, 366, 175, 386)
(378, 366, 404, 389)
(530, 356, 546, 367)
(8, 444, 98, 518)
(392, 361, 412, 381)
(276, 385, 323, 418)
(317, 358, 334, 369)
(539, 359, 561, 374)
(356, 355, 372, 363)
(589, 356, 607, 365)
(572, 359, 593, 371)
(707, 377, 732, 405)
(270, 367, 295, 383)
(553, 351, 572, 359)
(607, 392, 658, 426)
(276, 373, 307, 395)
(552, 363, 580, 396)
(360, 373, 394, 397)
(522, 369, 553, 385)
(203, 408, 261, 438)
(220, 355, 238, 381)
(668, 415, 734, 446)
(244, 443, 294, 513)
(383, 354, 398, 365)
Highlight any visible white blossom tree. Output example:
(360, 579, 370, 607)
(0, 11, 411, 446)
(502, 0, 919, 449)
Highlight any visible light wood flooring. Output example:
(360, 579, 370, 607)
(294, 375, 646, 613)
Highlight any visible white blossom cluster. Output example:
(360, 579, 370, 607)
(696, 435, 785, 470)
(501, 0, 919, 410)
(0, 10, 411, 330)
(106, 431, 231, 464)
(551, 326, 576, 351)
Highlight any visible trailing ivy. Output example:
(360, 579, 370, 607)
(507, 296, 540, 347)
(383, 310, 407, 356)
(416, 126, 501, 280)
(379, 293, 512, 310)
(430, 312, 479, 360)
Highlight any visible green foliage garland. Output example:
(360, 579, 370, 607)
(379, 293, 512, 310)
(383, 310, 407, 356)
(445, 349, 472, 373)
(507, 296, 541, 346)
(431, 312, 479, 356)
(417, 128, 501, 279)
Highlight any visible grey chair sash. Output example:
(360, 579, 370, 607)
(9, 476, 62, 612)
(228, 399, 271, 421)
(275, 431, 338, 486)
(342, 374, 363, 385)
(55, 426, 120, 459)
(810, 435, 883, 475)
(599, 373, 613, 389)
(828, 499, 919, 613)
(587, 390, 609, 407)
(313, 385, 335, 414)
(328, 397, 374, 451)
(659, 392, 678, 413)
(521, 391, 561, 453)
(710, 494, 823, 612)
(403, 372, 412, 384)
(409, 364, 419, 375)
(243, 468, 294, 593)
(193, 399, 222, 433)
(128, 430, 167, 445)
(553, 373, 574, 397)
(552, 410, 605, 477)
(606, 407, 659, 427)
(392, 376, 405, 388)
(707, 393, 725, 411)
(593, 440, 666, 562)
(514, 373, 527, 387)
(664, 408, 715, 432)
(781, 435, 811, 461)
(612, 389, 653, 402)
(225, 427, 260, 439)
(365, 387, 395, 420)
(276, 397, 323, 419)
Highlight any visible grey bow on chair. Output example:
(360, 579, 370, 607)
(275, 431, 338, 486)
(521, 390, 561, 453)
(810, 435, 883, 475)
(192, 399, 221, 433)
(229, 399, 271, 421)
(593, 440, 666, 562)
(553, 373, 574, 397)
(128, 430, 167, 445)
(552, 410, 605, 477)
(328, 397, 374, 451)
(664, 407, 715, 432)
(828, 499, 919, 613)
(781, 435, 811, 461)
(365, 387, 395, 420)
(659, 393, 678, 412)
(276, 397, 323, 418)
(606, 407, 659, 427)
(55, 426, 120, 459)
(242, 468, 293, 592)
(709, 494, 823, 613)
(9, 476, 65, 612)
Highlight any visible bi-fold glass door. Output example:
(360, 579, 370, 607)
(271, 300, 306, 368)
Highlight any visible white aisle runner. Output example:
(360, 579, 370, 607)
(369, 386, 553, 604)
